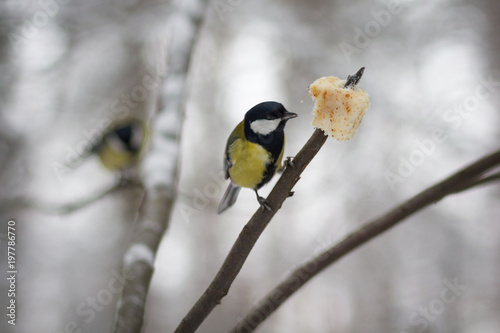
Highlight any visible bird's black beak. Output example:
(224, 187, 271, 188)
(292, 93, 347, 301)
(282, 111, 298, 121)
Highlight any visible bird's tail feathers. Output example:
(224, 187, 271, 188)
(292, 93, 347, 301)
(217, 181, 241, 214)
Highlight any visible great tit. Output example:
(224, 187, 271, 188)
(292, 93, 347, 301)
(217, 101, 297, 214)
(93, 118, 147, 171)
(67, 118, 148, 172)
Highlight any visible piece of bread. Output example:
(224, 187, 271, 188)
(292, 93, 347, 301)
(309, 76, 370, 140)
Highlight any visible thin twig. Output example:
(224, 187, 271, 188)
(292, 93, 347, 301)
(230, 149, 500, 333)
(450, 170, 500, 193)
(174, 129, 328, 333)
(344, 67, 365, 88)
(0, 180, 142, 215)
(472, 172, 500, 188)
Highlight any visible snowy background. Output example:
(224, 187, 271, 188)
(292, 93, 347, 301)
(1, 0, 500, 332)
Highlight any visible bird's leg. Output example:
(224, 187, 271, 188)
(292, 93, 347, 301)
(254, 189, 272, 212)
(284, 156, 295, 169)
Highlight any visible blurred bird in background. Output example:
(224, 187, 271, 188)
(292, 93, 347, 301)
(67, 118, 148, 177)
(94, 118, 148, 172)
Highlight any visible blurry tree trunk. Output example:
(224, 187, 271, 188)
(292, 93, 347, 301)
(112, 1, 207, 332)
(0, 5, 26, 333)
(480, 1, 500, 69)
(476, 1, 500, 329)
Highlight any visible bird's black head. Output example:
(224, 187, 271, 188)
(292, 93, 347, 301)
(107, 120, 144, 153)
(244, 101, 297, 137)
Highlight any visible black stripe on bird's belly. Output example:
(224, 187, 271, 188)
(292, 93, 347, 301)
(256, 163, 277, 189)
(245, 129, 284, 190)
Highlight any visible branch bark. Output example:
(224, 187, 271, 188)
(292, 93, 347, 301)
(174, 129, 328, 333)
(230, 149, 500, 333)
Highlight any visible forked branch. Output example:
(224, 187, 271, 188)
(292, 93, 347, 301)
(231, 149, 500, 332)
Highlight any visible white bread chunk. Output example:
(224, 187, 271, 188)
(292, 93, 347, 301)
(309, 76, 370, 140)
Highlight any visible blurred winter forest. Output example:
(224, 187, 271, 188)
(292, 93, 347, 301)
(1, 0, 500, 332)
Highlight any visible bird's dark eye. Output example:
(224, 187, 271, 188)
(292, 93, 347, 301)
(267, 114, 274, 120)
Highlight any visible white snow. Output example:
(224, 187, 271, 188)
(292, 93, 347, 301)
(123, 243, 156, 268)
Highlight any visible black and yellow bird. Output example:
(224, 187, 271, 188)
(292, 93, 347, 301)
(218, 101, 297, 214)
(92, 118, 147, 171)
(67, 118, 147, 173)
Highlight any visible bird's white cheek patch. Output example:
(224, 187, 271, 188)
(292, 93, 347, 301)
(250, 119, 281, 135)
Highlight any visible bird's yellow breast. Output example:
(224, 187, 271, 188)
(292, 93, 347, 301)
(228, 138, 272, 189)
(97, 144, 138, 170)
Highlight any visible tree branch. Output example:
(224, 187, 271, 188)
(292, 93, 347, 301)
(450, 170, 500, 193)
(174, 128, 328, 333)
(0, 180, 142, 215)
(230, 148, 500, 333)
(175, 67, 369, 332)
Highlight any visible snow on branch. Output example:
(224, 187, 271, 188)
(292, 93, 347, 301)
(112, 1, 207, 332)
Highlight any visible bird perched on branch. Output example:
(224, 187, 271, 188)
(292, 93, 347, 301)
(218, 101, 297, 214)
(92, 118, 147, 172)
(66, 118, 148, 176)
